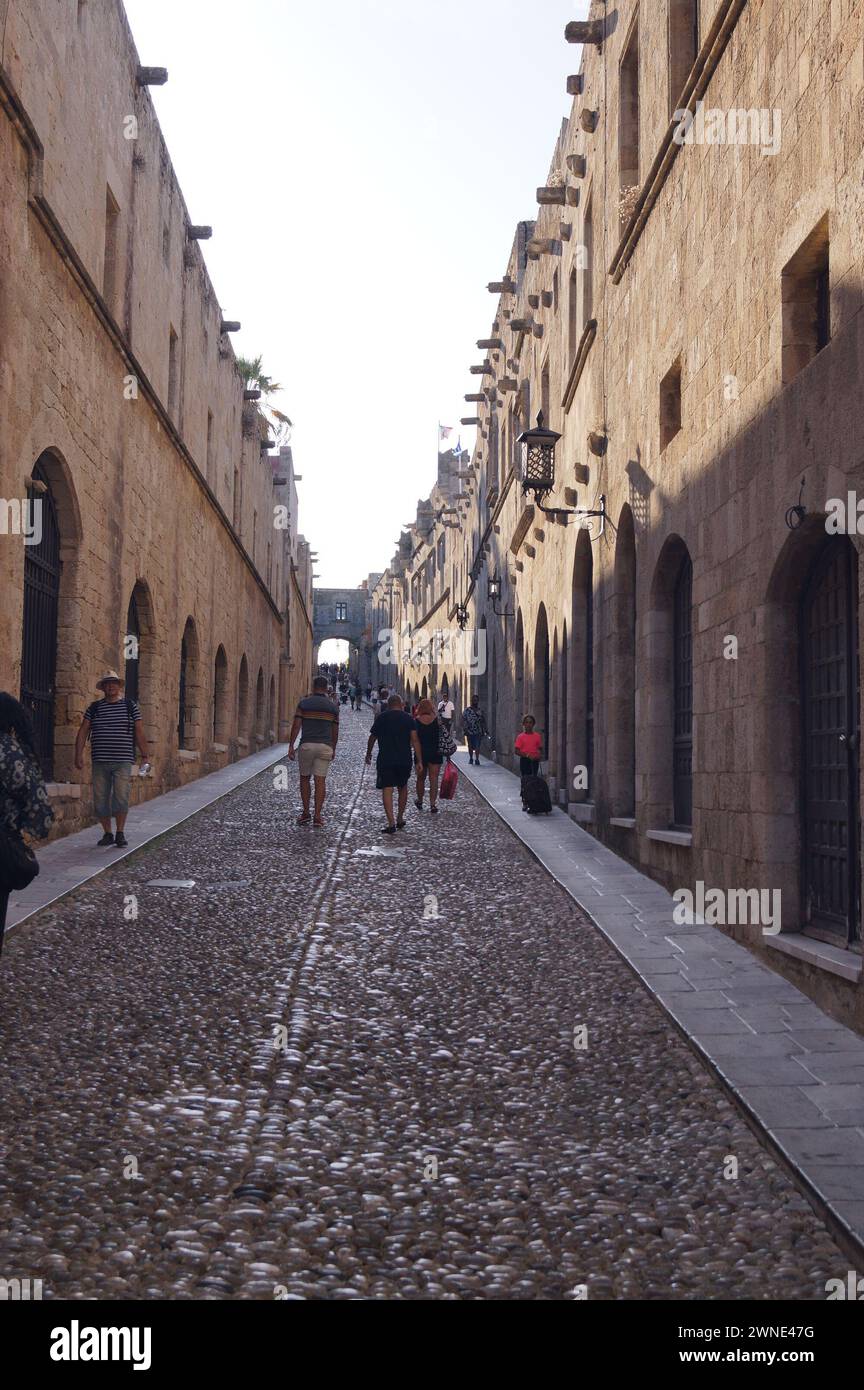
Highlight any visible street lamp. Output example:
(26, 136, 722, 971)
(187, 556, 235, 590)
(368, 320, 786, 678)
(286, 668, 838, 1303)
(487, 572, 514, 618)
(517, 411, 606, 535)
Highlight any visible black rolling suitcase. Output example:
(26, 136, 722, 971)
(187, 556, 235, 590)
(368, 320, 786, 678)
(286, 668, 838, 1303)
(521, 774, 552, 814)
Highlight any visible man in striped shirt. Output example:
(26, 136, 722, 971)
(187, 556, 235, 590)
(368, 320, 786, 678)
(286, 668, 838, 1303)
(74, 670, 148, 848)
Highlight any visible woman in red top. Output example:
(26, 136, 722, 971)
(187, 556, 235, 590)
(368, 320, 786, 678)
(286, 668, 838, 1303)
(514, 715, 543, 776)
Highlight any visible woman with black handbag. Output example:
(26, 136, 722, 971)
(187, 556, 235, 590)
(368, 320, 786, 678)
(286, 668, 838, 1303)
(0, 693, 54, 955)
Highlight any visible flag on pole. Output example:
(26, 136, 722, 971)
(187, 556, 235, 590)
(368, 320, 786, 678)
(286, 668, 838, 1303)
(438, 424, 453, 441)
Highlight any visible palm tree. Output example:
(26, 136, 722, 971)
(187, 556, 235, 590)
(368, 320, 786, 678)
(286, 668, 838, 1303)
(237, 355, 292, 447)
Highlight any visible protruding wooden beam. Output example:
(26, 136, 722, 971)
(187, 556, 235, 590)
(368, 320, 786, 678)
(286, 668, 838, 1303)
(488, 279, 516, 294)
(532, 323, 544, 339)
(566, 186, 580, 206)
(469, 362, 493, 375)
(541, 290, 553, 308)
(244, 389, 262, 401)
(137, 66, 168, 86)
(509, 319, 533, 333)
(188, 225, 212, 240)
(499, 377, 518, 392)
(465, 393, 485, 403)
(580, 109, 599, 134)
(565, 19, 605, 46)
(220, 320, 241, 333)
(567, 74, 584, 96)
(527, 293, 540, 309)
(477, 338, 504, 350)
(567, 154, 587, 177)
(560, 221, 572, 240)
(461, 417, 481, 426)
(537, 185, 567, 206)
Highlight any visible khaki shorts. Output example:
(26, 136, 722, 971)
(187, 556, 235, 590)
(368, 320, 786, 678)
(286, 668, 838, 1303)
(298, 742, 334, 778)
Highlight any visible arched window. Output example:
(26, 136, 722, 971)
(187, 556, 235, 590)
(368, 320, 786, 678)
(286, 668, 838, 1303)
(21, 459, 61, 777)
(672, 555, 693, 828)
(213, 646, 228, 742)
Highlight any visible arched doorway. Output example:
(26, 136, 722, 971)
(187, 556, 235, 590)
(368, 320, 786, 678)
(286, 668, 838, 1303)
(645, 535, 692, 831)
(801, 538, 860, 943)
(21, 459, 61, 777)
(533, 605, 550, 758)
(672, 554, 693, 828)
(612, 505, 637, 816)
(125, 581, 155, 715)
(255, 666, 265, 739)
(515, 610, 525, 727)
(213, 646, 228, 742)
(569, 533, 594, 800)
(178, 617, 201, 750)
(238, 654, 250, 740)
(558, 622, 568, 798)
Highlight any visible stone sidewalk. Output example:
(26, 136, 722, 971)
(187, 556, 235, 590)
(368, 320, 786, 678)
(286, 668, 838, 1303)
(456, 752, 864, 1255)
(5, 745, 290, 937)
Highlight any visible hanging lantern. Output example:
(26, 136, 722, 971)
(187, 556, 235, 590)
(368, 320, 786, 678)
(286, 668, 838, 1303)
(517, 412, 562, 500)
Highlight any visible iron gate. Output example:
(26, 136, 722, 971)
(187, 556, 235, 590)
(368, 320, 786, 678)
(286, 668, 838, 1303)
(801, 539, 860, 943)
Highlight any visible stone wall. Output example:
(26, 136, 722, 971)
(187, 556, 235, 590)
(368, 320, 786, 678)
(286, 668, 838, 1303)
(383, 0, 864, 1029)
(0, 0, 313, 836)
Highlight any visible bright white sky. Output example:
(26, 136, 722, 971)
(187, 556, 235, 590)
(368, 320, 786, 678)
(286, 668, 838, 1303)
(123, 0, 588, 588)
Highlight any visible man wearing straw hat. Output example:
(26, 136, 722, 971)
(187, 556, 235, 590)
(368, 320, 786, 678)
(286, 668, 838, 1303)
(74, 670, 148, 848)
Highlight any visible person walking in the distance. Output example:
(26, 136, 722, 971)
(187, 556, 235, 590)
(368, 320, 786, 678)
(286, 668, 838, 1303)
(462, 694, 488, 767)
(0, 693, 53, 955)
(366, 695, 423, 834)
(74, 670, 148, 847)
(288, 676, 339, 827)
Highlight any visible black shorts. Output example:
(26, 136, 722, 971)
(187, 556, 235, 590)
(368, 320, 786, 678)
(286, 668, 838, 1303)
(376, 763, 412, 790)
(416, 752, 443, 768)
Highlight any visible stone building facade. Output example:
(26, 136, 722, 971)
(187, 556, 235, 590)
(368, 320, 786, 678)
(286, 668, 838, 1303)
(374, 0, 864, 1029)
(0, 0, 313, 836)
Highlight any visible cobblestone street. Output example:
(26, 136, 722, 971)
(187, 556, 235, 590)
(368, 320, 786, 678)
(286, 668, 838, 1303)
(0, 717, 851, 1301)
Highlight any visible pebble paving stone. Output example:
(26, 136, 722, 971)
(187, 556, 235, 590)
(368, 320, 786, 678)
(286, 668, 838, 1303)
(0, 718, 851, 1300)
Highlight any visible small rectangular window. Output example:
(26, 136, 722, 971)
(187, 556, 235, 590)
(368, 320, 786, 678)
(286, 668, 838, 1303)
(660, 358, 683, 451)
(336, 602, 348, 622)
(619, 14, 640, 206)
(167, 327, 179, 419)
(568, 267, 580, 359)
(103, 186, 120, 312)
(669, 1, 699, 116)
(781, 214, 830, 383)
(582, 198, 594, 329)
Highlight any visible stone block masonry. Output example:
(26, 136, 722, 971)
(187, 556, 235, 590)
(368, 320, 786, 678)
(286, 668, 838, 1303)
(0, 0, 314, 836)
(373, 0, 864, 1031)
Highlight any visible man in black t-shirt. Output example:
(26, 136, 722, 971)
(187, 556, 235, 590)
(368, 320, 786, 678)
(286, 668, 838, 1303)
(366, 695, 423, 834)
